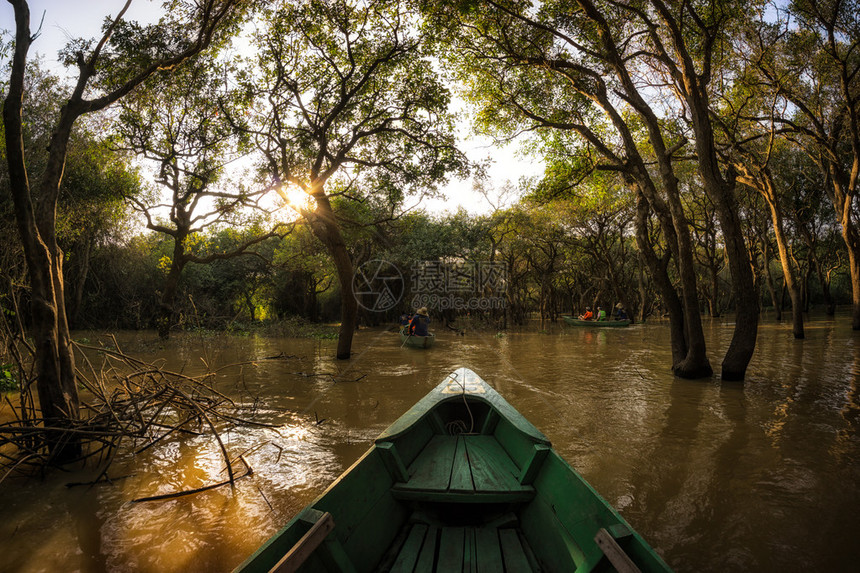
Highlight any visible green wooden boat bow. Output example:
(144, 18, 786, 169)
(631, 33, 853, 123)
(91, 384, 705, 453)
(235, 368, 672, 572)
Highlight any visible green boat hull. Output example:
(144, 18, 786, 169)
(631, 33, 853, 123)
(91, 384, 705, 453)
(235, 368, 672, 573)
(563, 316, 632, 327)
(399, 330, 435, 348)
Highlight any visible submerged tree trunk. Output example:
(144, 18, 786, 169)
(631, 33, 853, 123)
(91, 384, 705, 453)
(706, 264, 721, 318)
(738, 165, 803, 337)
(157, 226, 190, 339)
(158, 259, 186, 339)
(634, 191, 697, 370)
(3, 1, 80, 461)
(761, 241, 782, 322)
(637, 253, 648, 323)
(645, 0, 758, 380)
(308, 193, 356, 359)
(68, 236, 92, 329)
(771, 212, 803, 338)
(3, 0, 240, 461)
(633, 170, 711, 378)
(821, 165, 860, 328)
(683, 91, 758, 380)
(849, 246, 860, 330)
(706, 169, 759, 380)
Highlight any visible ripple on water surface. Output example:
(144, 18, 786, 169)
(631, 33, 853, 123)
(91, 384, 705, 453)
(1, 322, 859, 572)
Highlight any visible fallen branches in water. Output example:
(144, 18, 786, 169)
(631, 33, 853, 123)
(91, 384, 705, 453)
(290, 371, 367, 383)
(65, 473, 135, 488)
(0, 335, 270, 487)
(131, 456, 253, 502)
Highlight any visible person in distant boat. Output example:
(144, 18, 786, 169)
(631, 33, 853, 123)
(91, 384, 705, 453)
(596, 307, 607, 321)
(410, 307, 431, 336)
(579, 307, 594, 321)
(399, 312, 411, 327)
(614, 303, 628, 321)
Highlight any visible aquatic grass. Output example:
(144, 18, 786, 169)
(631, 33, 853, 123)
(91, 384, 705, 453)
(259, 316, 339, 339)
(310, 332, 339, 340)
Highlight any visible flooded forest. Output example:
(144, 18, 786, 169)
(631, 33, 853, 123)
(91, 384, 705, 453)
(2, 0, 860, 572)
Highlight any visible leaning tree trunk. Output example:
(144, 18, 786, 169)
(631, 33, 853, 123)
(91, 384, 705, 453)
(827, 169, 860, 328)
(328, 241, 357, 359)
(760, 239, 782, 322)
(623, 117, 710, 376)
(310, 194, 357, 359)
(642, 176, 711, 378)
(690, 124, 758, 380)
(3, 4, 80, 461)
(770, 204, 804, 338)
(743, 167, 803, 337)
(634, 191, 699, 370)
(712, 178, 759, 380)
(708, 264, 721, 318)
(848, 244, 860, 330)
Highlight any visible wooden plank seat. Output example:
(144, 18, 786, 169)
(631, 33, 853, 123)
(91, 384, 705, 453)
(389, 435, 536, 503)
(388, 523, 537, 573)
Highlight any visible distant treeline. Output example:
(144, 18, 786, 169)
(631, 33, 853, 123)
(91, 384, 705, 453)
(1, 188, 848, 335)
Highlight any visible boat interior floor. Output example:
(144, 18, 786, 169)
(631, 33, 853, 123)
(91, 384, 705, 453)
(389, 434, 535, 504)
(378, 507, 541, 573)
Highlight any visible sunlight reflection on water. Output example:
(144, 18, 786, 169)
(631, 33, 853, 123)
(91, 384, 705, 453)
(1, 316, 859, 572)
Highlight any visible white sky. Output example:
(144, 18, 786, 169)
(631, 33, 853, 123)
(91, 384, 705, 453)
(2, 0, 544, 216)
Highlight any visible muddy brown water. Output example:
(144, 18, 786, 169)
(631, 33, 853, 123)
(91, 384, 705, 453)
(1, 316, 858, 572)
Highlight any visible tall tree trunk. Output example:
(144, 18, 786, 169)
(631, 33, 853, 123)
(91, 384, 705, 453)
(848, 245, 860, 329)
(68, 236, 92, 329)
(637, 252, 647, 323)
(827, 172, 860, 327)
(709, 265, 721, 318)
(329, 242, 357, 359)
(760, 239, 781, 321)
(741, 166, 804, 337)
(633, 191, 709, 373)
(770, 210, 803, 338)
(4, 0, 239, 460)
(709, 171, 759, 380)
(686, 103, 758, 380)
(648, 0, 758, 380)
(308, 194, 356, 359)
(3, 0, 80, 461)
(158, 240, 187, 340)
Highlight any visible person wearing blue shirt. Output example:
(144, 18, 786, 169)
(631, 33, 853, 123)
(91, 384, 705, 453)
(410, 307, 431, 336)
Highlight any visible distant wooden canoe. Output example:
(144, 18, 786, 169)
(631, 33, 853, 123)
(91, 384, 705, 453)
(564, 315, 632, 327)
(400, 329, 435, 348)
(234, 368, 673, 573)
